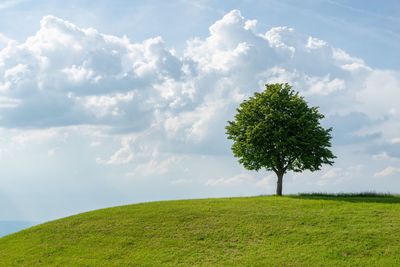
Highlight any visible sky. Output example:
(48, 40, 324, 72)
(0, 0, 400, 224)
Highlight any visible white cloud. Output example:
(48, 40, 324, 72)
(11, 128, 65, 145)
(0, 96, 20, 108)
(356, 70, 400, 118)
(372, 152, 392, 161)
(62, 65, 99, 83)
(307, 76, 345, 95)
(0, 0, 25, 10)
(128, 156, 181, 177)
(374, 166, 400, 177)
(206, 173, 256, 187)
(170, 178, 192, 185)
(205, 173, 274, 188)
(90, 141, 102, 147)
(318, 168, 343, 186)
(78, 91, 135, 118)
(96, 137, 135, 165)
(306, 36, 327, 49)
(391, 138, 400, 144)
(0, 15, 184, 128)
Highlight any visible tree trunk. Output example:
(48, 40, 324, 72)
(276, 172, 284, 196)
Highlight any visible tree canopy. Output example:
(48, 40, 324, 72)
(226, 83, 335, 195)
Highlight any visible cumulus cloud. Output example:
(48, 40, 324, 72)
(205, 173, 273, 188)
(317, 166, 360, 186)
(127, 156, 181, 177)
(374, 166, 400, 177)
(205, 173, 256, 187)
(1, 10, 396, 131)
(11, 128, 66, 145)
(0, 15, 183, 129)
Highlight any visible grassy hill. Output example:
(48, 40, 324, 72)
(1, 194, 400, 266)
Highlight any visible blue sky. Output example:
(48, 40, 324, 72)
(0, 0, 400, 225)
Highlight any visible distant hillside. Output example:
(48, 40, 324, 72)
(0, 221, 36, 238)
(1, 195, 400, 266)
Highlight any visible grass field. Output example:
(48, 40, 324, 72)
(1, 194, 399, 266)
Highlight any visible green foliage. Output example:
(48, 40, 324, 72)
(226, 83, 335, 192)
(1, 196, 400, 266)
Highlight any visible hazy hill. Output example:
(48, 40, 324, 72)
(0, 221, 36, 238)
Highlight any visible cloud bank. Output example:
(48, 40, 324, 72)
(1, 10, 398, 136)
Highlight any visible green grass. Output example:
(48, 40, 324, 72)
(1, 194, 400, 266)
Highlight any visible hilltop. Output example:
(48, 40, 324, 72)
(1, 195, 399, 266)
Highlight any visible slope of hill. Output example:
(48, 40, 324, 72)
(1, 195, 399, 266)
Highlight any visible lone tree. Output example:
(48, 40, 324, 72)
(226, 83, 335, 196)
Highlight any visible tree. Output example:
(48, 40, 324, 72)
(226, 83, 335, 196)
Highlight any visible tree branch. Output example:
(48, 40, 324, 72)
(283, 156, 295, 171)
